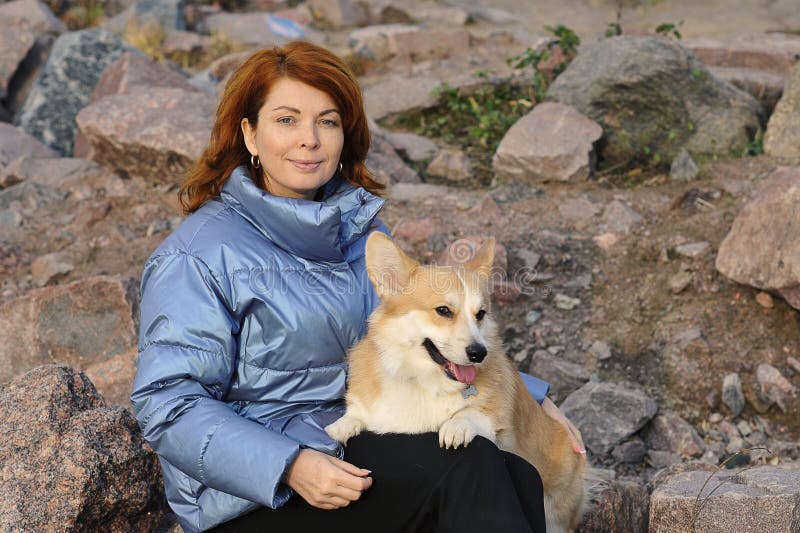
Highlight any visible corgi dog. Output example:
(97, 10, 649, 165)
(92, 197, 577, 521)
(325, 232, 586, 532)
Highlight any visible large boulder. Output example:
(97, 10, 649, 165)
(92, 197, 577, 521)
(0, 122, 58, 167)
(546, 36, 763, 167)
(0, 365, 166, 531)
(15, 28, 129, 155)
(0, 276, 139, 390)
(764, 63, 800, 162)
(560, 381, 657, 455)
(578, 480, 650, 532)
(75, 86, 215, 182)
(715, 166, 800, 309)
(91, 51, 198, 102)
(684, 33, 800, 74)
(643, 413, 705, 458)
(493, 102, 602, 184)
(367, 120, 421, 185)
(649, 463, 800, 532)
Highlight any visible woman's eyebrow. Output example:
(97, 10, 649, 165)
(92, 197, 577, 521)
(270, 106, 340, 117)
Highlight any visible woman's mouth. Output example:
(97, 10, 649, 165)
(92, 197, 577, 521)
(290, 160, 322, 171)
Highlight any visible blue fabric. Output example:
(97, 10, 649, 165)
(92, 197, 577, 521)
(131, 166, 549, 532)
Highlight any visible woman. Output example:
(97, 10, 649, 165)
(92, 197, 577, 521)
(131, 41, 582, 533)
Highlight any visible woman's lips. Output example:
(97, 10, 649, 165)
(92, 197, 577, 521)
(290, 160, 322, 171)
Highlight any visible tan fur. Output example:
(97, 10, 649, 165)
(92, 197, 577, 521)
(326, 233, 585, 531)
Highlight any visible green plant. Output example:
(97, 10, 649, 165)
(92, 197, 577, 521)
(62, 0, 105, 29)
(655, 21, 683, 39)
(124, 18, 166, 63)
(507, 24, 580, 101)
(734, 130, 764, 157)
(605, 22, 622, 38)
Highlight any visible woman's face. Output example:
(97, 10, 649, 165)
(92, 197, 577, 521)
(242, 78, 344, 200)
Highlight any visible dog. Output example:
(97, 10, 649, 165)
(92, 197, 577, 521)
(325, 232, 586, 532)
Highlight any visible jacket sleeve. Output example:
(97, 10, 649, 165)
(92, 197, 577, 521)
(130, 251, 301, 508)
(366, 217, 551, 405)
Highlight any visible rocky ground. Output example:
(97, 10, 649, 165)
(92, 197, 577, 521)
(1, 0, 800, 531)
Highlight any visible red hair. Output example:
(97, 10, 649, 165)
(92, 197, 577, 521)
(180, 41, 384, 213)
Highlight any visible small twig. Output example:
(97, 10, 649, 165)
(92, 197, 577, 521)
(694, 197, 714, 210)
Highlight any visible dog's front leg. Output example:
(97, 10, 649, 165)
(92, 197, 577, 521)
(438, 408, 496, 449)
(325, 413, 365, 444)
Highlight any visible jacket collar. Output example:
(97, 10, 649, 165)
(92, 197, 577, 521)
(220, 166, 385, 262)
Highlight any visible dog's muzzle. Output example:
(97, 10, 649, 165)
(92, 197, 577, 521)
(423, 338, 477, 384)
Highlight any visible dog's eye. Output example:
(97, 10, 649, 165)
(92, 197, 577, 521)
(475, 310, 486, 321)
(435, 306, 453, 318)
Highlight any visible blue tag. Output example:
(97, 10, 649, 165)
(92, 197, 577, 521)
(462, 384, 478, 399)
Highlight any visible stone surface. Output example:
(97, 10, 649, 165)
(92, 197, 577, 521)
(0, 156, 127, 198)
(602, 200, 643, 235)
(722, 372, 746, 417)
(528, 350, 590, 402)
(560, 381, 658, 455)
(0, 20, 36, 101)
(649, 463, 800, 533)
(30, 251, 74, 287)
(15, 28, 129, 155)
(349, 24, 470, 62)
(363, 75, 441, 120)
(547, 36, 762, 167)
(715, 166, 800, 310)
(611, 438, 646, 464)
(578, 480, 650, 533)
(0, 123, 58, 167)
(386, 131, 438, 162)
(104, 0, 186, 34)
(764, 62, 800, 163)
(685, 33, 800, 74)
(367, 120, 421, 185)
(436, 236, 508, 275)
(709, 66, 786, 115)
(648, 450, 682, 469)
(669, 271, 693, 294)
(0, 365, 166, 531)
(669, 147, 700, 181)
(674, 241, 710, 259)
(0, 276, 139, 385)
(756, 363, 796, 411)
(493, 102, 602, 184)
(644, 414, 706, 458)
(91, 51, 197, 103)
(76, 87, 215, 183)
(308, 0, 368, 27)
(202, 12, 319, 47)
(426, 148, 472, 182)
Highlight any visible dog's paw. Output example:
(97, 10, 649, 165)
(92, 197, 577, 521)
(439, 417, 478, 449)
(325, 415, 364, 444)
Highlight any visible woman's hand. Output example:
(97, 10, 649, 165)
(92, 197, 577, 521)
(541, 397, 586, 455)
(284, 449, 373, 509)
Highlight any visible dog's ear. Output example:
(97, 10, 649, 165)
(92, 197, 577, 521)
(464, 237, 495, 278)
(365, 232, 418, 296)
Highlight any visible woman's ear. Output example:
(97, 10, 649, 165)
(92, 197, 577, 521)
(241, 118, 256, 155)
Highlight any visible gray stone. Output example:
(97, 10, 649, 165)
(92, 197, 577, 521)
(764, 63, 800, 163)
(104, 0, 186, 33)
(367, 120, 421, 185)
(578, 480, 650, 533)
(643, 414, 706, 458)
(560, 381, 658, 455)
(756, 363, 796, 411)
(0, 365, 166, 531)
(685, 33, 800, 74)
(0, 157, 125, 198)
(611, 438, 646, 464)
(602, 199, 643, 235)
(528, 350, 589, 402)
(0, 276, 139, 385)
(716, 166, 800, 310)
(722, 372, 745, 417)
(0, 208, 22, 227)
(75, 87, 215, 183)
(308, 0, 368, 27)
(415, 5, 470, 26)
(0, 0, 65, 36)
(553, 293, 580, 310)
(493, 102, 602, 184)
(649, 464, 800, 533)
(648, 450, 682, 469)
(669, 148, 700, 181)
(709, 66, 786, 115)
(674, 241, 710, 259)
(90, 51, 197, 103)
(547, 36, 763, 167)
(202, 12, 322, 47)
(363, 75, 441, 120)
(425, 148, 472, 182)
(524, 310, 542, 326)
(349, 24, 470, 63)
(0, 123, 57, 167)
(15, 28, 129, 155)
(0, 181, 63, 212)
(386, 131, 438, 162)
(30, 252, 73, 287)
(669, 271, 693, 294)
(588, 340, 612, 361)
(0, 21, 36, 101)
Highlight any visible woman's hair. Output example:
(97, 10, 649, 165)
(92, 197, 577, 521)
(179, 41, 384, 213)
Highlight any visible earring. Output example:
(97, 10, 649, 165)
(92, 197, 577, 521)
(251, 155, 261, 169)
(338, 162, 343, 173)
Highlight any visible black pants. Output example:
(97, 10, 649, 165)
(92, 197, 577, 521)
(210, 432, 546, 533)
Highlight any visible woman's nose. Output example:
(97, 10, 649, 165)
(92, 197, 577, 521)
(299, 123, 320, 149)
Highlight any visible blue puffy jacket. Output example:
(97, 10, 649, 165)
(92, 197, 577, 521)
(131, 166, 549, 532)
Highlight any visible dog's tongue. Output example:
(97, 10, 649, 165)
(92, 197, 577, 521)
(448, 362, 476, 384)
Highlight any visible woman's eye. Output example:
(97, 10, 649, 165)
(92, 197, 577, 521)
(277, 117, 294, 124)
(320, 118, 339, 127)
(476, 310, 486, 321)
(435, 306, 453, 318)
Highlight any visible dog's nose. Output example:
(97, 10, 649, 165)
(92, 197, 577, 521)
(466, 343, 487, 363)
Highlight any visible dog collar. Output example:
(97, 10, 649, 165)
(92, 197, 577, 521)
(462, 384, 478, 399)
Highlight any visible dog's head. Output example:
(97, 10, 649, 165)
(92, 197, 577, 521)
(365, 233, 499, 389)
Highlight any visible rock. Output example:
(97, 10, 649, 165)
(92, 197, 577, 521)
(30, 252, 74, 287)
(392, 218, 437, 244)
(644, 414, 706, 458)
(416, 5, 470, 26)
(554, 293, 581, 310)
(308, 0, 368, 27)
(387, 182, 449, 203)
(709, 66, 786, 115)
(546, 36, 763, 167)
(764, 63, 800, 162)
(755, 291, 774, 309)
(602, 200, 643, 235)
(685, 33, 800, 74)
(588, 340, 612, 361)
(516, 249, 541, 270)
(593, 232, 619, 253)
(669, 271, 693, 294)
(363, 75, 441, 120)
(0, 365, 166, 531)
(386, 131, 437, 162)
(560, 381, 658, 455)
(669, 148, 700, 181)
(0, 208, 22, 227)
(788, 356, 800, 374)
(557, 196, 601, 223)
(437, 236, 508, 275)
(0, 123, 58, 167)
(524, 310, 542, 325)
(756, 363, 796, 411)
(493, 102, 602, 184)
(0, 276, 139, 385)
(528, 350, 590, 402)
(674, 241, 710, 259)
(0, 19, 37, 101)
(104, 0, 186, 33)
(649, 463, 800, 533)
(722, 372, 745, 417)
(75, 87, 215, 183)
(202, 12, 319, 47)
(0, 156, 126, 198)
(0, 0, 65, 36)
(0, 181, 63, 213)
(611, 438, 647, 464)
(367, 120, 421, 184)
(189, 49, 252, 92)
(91, 51, 197, 103)
(426, 148, 472, 182)
(648, 450, 682, 469)
(715, 166, 800, 310)
(578, 480, 650, 533)
(349, 24, 470, 63)
(83, 347, 138, 408)
(15, 28, 129, 155)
